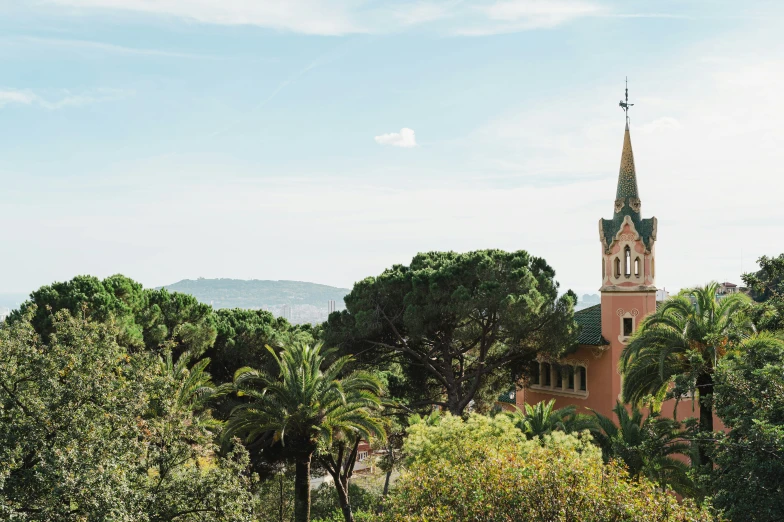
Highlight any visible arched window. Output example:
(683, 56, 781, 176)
(634, 257, 640, 277)
(624, 246, 631, 277)
(652, 258, 655, 278)
(614, 257, 621, 278)
(602, 258, 605, 278)
(542, 363, 551, 387)
(579, 367, 587, 391)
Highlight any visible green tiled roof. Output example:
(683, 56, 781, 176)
(574, 304, 608, 346)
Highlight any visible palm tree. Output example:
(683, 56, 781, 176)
(158, 351, 219, 428)
(621, 283, 753, 436)
(507, 399, 594, 439)
(223, 342, 384, 522)
(591, 402, 693, 496)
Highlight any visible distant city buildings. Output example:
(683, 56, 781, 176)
(328, 300, 336, 315)
(656, 288, 670, 301)
(282, 304, 292, 321)
(0, 307, 9, 322)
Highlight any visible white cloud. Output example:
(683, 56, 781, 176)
(42, 0, 628, 36)
(0, 88, 131, 110)
(375, 128, 417, 148)
(46, 0, 360, 35)
(0, 90, 37, 107)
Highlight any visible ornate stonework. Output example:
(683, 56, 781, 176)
(628, 197, 641, 212)
(614, 198, 625, 213)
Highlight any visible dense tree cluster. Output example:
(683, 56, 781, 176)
(1, 250, 783, 521)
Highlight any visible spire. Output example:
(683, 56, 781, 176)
(613, 78, 640, 215)
(616, 124, 639, 201)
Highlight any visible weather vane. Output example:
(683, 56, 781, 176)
(619, 76, 634, 124)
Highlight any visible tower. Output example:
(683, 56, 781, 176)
(518, 80, 660, 420)
(598, 85, 657, 405)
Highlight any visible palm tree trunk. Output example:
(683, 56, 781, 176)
(696, 372, 714, 465)
(696, 373, 714, 432)
(294, 453, 312, 522)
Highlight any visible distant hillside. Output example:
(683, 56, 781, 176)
(163, 278, 350, 310)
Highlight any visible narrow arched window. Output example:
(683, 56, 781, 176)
(652, 259, 655, 278)
(614, 258, 621, 278)
(542, 363, 551, 386)
(624, 246, 631, 277)
(634, 257, 640, 277)
(602, 258, 605, 278)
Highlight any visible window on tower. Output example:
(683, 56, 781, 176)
(614, 257, 621, 278)
(634, 257, 640, 277)
(623, 317, 633, 337)
(624, 246, 631, 277)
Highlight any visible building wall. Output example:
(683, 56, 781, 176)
(518, 345, 616, 419)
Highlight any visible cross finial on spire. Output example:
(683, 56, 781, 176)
(619, 76, 634, 126)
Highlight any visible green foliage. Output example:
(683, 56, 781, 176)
(710, 334, 784, 521)
(507, 399, 595, 439)
(310, 483, 379, 521)
(209, 308, 310, 384)
(386, 414, 716, 522)
(325, 250, 577, 415)
(8, 275, 217, 360)
(742, 253, 784, 332)
(590, 402, 694, 496)
(0, 310, 255, 521)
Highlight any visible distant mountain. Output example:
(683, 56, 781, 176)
(162, 278, 350, 310)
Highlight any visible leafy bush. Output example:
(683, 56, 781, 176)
(310, 482, 380, 521)
(710, 334, 784, 521)
(383, 413, 716, 522)
(0, 310, 255, 521)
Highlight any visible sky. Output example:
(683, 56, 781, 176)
(1, 0, 783, 301)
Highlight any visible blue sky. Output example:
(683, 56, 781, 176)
(1, 0, 783, 300)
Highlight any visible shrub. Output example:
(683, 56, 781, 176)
(383, 413, 716, 522)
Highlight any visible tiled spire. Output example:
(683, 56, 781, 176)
(612, 122, 641, 217)
(616, 123, 639, 200)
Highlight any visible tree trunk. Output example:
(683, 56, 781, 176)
(294, 453, 312, 522)
(696, 373, 714, 432)
(279, 472, 285, 522)
(382, 470, 392, 496)
(696, 372, 714, 466)
(334, 478, 355, 522)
